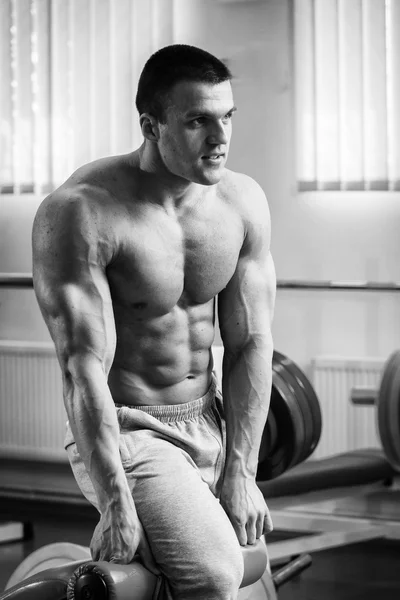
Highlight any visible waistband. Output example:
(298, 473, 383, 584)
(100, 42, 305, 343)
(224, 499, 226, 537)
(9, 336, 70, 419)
(115, 377, 218, 423)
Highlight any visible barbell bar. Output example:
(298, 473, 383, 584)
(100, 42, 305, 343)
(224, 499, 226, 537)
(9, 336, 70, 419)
(351, 388, 378, 406)
(0, 273, 33, 288)
(277, 280, 400, 292)
(350, 350, 400, 473)
(2, 273, 400, 292)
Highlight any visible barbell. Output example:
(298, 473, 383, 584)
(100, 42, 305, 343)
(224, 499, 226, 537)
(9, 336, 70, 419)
(350, 350, 400, 473)
(261, 346, 400, 481)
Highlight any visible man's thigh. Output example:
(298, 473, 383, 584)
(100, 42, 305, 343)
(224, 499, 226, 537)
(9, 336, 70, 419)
(122, 434, 242, 584)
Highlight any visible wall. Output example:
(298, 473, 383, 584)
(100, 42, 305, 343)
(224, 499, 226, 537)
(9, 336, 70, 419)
(173, 0, 400, 374)
(0, 195, 48, 341)
(1, 0, 400, 375)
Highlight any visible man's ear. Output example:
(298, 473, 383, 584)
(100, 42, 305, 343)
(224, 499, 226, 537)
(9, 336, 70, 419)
(140, 113, 161, 141)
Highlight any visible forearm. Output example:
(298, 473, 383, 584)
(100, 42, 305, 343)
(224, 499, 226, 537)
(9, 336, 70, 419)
(64, 355, 132, 512)
(222, 333, 273, 480)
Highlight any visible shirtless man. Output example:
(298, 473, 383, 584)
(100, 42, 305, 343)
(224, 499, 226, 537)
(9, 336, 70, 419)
(32, 44, 276, 599)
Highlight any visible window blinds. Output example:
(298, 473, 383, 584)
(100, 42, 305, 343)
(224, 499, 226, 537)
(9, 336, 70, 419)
(0, 0, 173, 195)
(295, 0, 400, 192)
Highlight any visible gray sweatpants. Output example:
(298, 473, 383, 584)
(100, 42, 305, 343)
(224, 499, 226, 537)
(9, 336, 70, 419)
(65, 379, 244, 599)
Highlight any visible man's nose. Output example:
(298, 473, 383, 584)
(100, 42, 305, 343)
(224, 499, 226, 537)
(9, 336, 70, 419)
(207, 121, 229, 145)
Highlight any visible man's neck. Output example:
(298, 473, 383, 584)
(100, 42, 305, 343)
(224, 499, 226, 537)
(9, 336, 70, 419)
(134, 143, 201, 211)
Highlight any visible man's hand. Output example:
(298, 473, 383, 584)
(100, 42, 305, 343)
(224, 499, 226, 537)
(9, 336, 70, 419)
(220, 477, 273, 546)
(90, 498, 160, 575)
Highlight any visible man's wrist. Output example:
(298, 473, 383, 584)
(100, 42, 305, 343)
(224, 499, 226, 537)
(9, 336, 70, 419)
(224, 458, 257, 482)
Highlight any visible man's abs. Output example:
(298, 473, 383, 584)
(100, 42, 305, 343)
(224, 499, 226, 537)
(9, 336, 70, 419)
(108, 300, 216, 406)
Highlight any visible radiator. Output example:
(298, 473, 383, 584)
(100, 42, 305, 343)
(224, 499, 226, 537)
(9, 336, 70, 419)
(0, 343, 225, 463)
(311, 356, 385, 459)
(0, 341, 67, 461)
(0, 342, 387, 463)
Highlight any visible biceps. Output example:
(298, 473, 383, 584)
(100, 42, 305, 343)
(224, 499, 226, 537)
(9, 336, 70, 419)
(218, 253, 276, 349)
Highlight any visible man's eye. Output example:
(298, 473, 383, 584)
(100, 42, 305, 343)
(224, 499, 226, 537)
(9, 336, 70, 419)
(222, 113, 233, 123)
(192, 118, 205, 126)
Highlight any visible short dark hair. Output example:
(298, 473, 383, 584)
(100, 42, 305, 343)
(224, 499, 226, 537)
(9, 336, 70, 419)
(135, 44, 232, 122)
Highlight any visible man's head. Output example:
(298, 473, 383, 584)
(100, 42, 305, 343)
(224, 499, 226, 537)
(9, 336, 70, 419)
(137, 45, 236, 186)
(136, 44, 232, 123)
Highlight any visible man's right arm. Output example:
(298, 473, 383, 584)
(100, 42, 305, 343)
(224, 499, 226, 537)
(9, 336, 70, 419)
(32, 190, 144, 564)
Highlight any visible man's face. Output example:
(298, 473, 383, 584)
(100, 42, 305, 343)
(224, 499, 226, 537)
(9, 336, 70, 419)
(157, 80, 236, 186)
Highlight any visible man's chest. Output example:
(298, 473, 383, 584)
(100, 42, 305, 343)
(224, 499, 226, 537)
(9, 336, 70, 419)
(107, 204, 244, 314)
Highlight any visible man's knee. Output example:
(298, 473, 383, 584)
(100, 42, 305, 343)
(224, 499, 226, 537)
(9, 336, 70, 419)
(197, 544, 244, 597)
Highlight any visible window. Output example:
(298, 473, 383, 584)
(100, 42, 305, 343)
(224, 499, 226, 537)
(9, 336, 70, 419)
(0, 0, 173, 195)
(294, 0, 400, 192)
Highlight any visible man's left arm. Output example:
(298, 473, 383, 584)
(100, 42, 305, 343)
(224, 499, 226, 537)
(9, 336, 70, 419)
(218, 180, 276, 546)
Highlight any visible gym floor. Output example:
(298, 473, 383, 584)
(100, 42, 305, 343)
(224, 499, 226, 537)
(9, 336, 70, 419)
(1, 519, 399, 599)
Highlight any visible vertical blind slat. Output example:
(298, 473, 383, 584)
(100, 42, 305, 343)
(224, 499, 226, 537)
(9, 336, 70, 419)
(51, 0, 71, 187)
(314, 0, 339, 187)
(109, 0, 116, 154)
(294, 0, 315, 184)
(14, 0, 34, 190)
(33, 0, 51, 193)
(387, 0, 400, 187)
(338, 0, 363, 188)
(112, 0, 134, 155)
(0, 1, 13, 188)
(362, 0, 387, 189)
(71, 0, 91, 172)
(130, 0, 141, 150)
(134, 0, 156, 86)
(92, 0, 111, 160)
(153, 0, 174, 51)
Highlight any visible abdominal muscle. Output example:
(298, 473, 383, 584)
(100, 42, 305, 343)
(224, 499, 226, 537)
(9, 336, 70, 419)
(108, 300, 216, 406)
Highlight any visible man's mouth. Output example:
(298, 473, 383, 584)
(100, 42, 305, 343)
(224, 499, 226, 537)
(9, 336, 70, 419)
(202, 154, 224, 161)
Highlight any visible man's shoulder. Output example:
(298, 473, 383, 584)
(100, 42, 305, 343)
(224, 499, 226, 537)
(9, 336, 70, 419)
(37, 154, 131, 222)
(55, 154, 130, 201)
(218, 170, 271, 256)
(218, 169, 269, 215)
(35, 186, 107, 240)
(34, 165, 121, 251)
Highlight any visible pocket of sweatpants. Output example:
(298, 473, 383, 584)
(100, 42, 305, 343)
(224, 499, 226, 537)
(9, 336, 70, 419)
(213, 392, 226, 444)
(119, 433, 132, 467)
(65, 443, 99, 509)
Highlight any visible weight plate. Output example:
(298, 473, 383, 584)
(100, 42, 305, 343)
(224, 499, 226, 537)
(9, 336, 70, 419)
(257, 404, 288, 481)
(274, 352, 322, 460)
(377, 350, 400, 472)
(258, 411, 278, 466)
(274, 351, 322, 462)
(257, 367, 306, 481)
(266, 410, 278, 455)
(272, 358, 307, 468)
(273, 353, 311, 465)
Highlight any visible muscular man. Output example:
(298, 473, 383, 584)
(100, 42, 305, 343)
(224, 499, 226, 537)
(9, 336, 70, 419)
(32, 44, 276, 599)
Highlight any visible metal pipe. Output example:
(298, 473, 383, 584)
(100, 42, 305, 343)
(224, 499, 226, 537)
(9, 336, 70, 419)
(273, 553, 312, 589)
(0, 274, 34, 288)
(1, 274, 400, 293)
(351, 387, 378, 406)
(277, 280, 400, 292)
